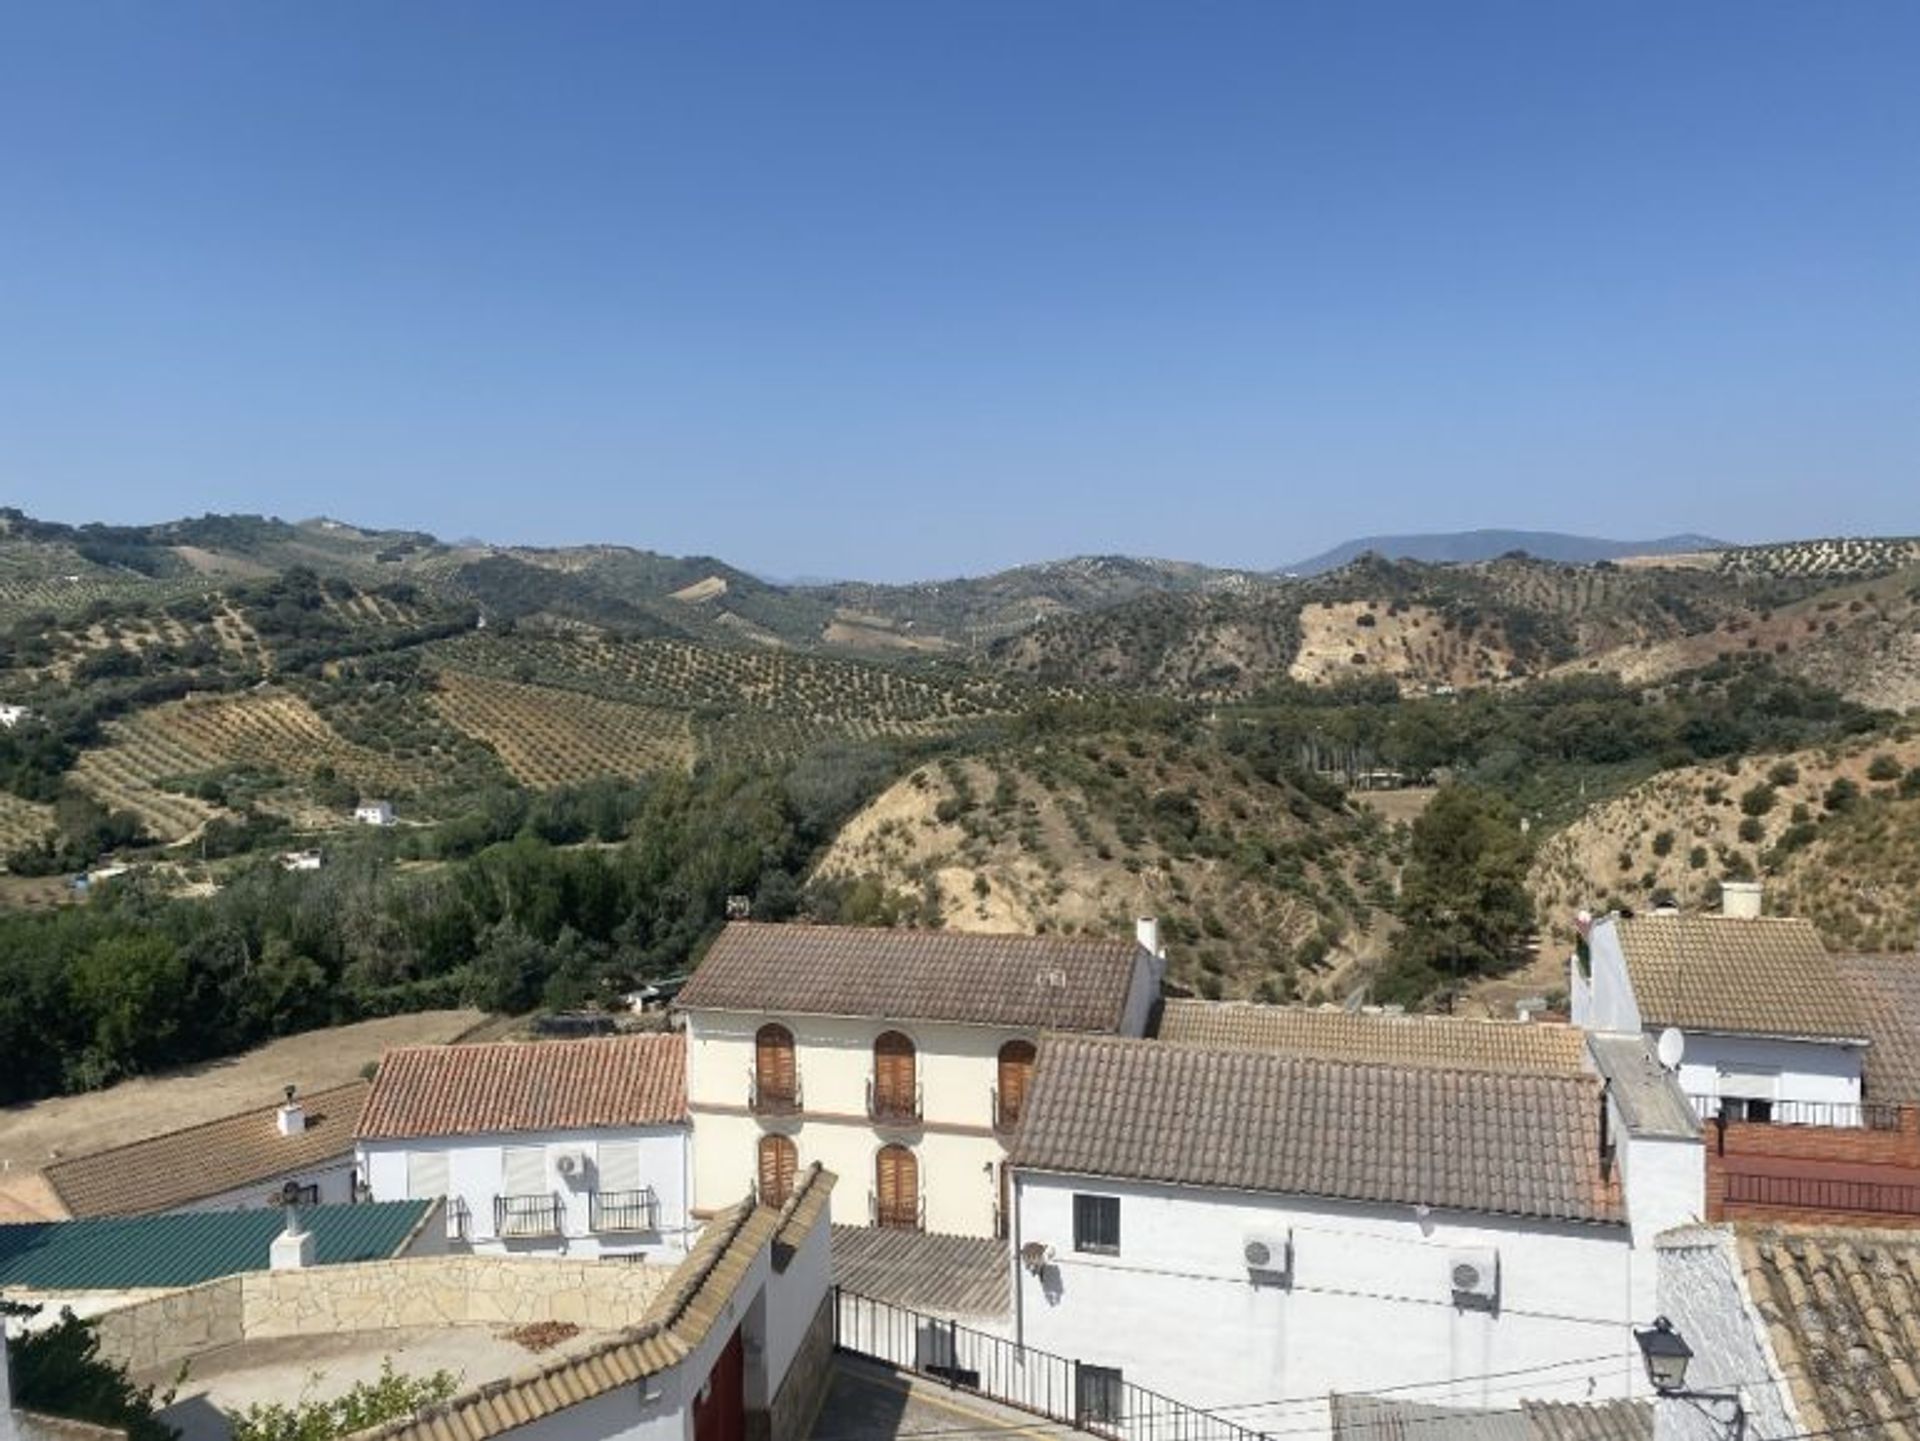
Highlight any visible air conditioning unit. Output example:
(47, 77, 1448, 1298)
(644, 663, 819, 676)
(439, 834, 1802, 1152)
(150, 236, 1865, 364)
(1448, 1248, 1499, 1308)
(553, 1150, 593, 1181)
(1242, 1231, 1292, 1280)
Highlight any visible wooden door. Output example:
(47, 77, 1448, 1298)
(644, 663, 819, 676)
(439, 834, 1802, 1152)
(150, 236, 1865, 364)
(693, 1328, 744, 1441)
(873, 1031, 916, 1117)
(876, 1143, 918, 1229)
(757, 1134, 797, 1207)
(997, 1040, 1037, 1127)
(755, 1023, 796, 1106)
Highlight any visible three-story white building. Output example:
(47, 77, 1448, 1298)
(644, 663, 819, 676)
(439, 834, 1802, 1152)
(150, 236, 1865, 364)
(676, 920, 1164, 1238)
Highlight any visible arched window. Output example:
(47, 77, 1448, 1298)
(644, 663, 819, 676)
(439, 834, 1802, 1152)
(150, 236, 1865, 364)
(754, 1023, 797, 1111)
(871, 1031, 919, 1121)
(875, 1143, 919, 1230)
(996, 1039, 1037, 1129)
(758, 1134, 798, 1207)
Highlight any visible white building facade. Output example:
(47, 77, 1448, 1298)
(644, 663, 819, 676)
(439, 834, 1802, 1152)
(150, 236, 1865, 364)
(357, 1033, 693, 1260)
(677, 920, 1163, 1239)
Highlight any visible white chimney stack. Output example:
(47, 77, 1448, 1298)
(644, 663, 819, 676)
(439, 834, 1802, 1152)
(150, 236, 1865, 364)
(270, 1182, 314, 1270)
(1135, 917, 1163, 958)
(1720, 881, 1763, 920)
(276, 1084, 304, 1138)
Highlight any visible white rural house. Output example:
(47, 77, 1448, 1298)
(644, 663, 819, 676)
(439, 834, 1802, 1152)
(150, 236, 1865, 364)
(37, 1082, 364, 1219)
(676, 920, 1164, 1238)
(1005, 1032, 1702, 1436)
(357, 1033, 692, 1258)
(0, 704, 32, 729)
(1570, 893, 1874, 1126)
(353, 799, 396, 826)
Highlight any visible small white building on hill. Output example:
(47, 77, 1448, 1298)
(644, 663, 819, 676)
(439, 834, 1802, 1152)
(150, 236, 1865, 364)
(357, 1033, 692, 1258)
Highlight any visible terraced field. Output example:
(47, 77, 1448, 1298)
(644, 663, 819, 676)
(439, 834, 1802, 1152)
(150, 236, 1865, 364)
(71, 726, 224, 841)
(0, 791, 54, 855)
(1716, 537, 1920, 579)
(431, 670, 695, 785)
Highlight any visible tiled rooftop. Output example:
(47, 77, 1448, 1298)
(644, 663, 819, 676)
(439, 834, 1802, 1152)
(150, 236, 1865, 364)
(1158, 1000, 1588, 1074)
(1330, 1395, 1649, 1441)
(0, 1202, 432, 1291)
(1012, 1036, 1622, 1224)
(675, 921, 1143, 1032)
(42, 1082, 367, 1219)
(356, 1034, 686, 1140)
(1613, 914, 1868, 1041)
(831, 1225, 1009, 1318)
(1736, 1224, 1920, 1441)
(1835, 954, 1920, 1102)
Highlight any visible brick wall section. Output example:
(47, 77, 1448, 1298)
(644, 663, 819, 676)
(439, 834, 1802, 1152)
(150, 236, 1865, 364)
(1706, 1106, 1920, 1226)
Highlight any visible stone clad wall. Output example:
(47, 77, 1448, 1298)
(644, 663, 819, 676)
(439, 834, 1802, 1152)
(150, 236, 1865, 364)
(94, 1278, 244, 1373)
(764, 1294, 834, 1441)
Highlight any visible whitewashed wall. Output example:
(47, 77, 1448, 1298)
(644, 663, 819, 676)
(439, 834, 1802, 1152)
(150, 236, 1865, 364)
(1672, 1034, 1863, 1111)
(1012, 1170, 1648, 1437)
(1652, 1228, 1801, 1441)
(169, 1155, 357, 1214)
(358, 1125, 691, 1258)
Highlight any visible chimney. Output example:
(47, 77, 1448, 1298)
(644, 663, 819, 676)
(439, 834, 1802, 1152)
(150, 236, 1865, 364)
(270, 1183, 314, 1270)
(1135, 917, 1163, 958)
(1720, 881, 1763, 920)
(276, 1084, 305, 1138)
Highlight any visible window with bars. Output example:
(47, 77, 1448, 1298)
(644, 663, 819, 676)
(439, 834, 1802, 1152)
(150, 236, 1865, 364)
(1073, 1194, 1120, 1255)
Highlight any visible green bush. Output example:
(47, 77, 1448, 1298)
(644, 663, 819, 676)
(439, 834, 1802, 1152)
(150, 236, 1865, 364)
(231, 1359, 458, 1441)
(1737, 816, 1764, 843)
(1651, 829, 1675, 857)
(1739, 784, 1776, 817)
(1824, 777, 1862, 813)
(1767, 760, 1800, 787)
(1866, 753, 1903, 782)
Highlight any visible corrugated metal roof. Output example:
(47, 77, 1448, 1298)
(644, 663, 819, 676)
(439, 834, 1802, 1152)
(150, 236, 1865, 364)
(1330, 1396, 1649, 1441)
(831, 1225, 1009, 1318)
(0, 1201, 432, 1291)
(1585, 1034, 1699, 1140)
(1523, 1399, 1651, 1441)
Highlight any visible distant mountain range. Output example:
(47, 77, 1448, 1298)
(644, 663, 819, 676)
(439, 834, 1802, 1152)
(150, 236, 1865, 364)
(1281, 529, 1727, 576)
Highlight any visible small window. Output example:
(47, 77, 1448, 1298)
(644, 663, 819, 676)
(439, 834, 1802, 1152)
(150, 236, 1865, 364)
(1073, 1194, 1120, 1255)
(1076, 1365, 1124, 1427)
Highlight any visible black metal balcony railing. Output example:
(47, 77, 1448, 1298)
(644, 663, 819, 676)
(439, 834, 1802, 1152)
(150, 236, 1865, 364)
(1725, 1172, 1920, 1217)
(446, 1197, 472, 1242)
(867, 1077, 923, 1124)
(871, 1190, 926, 1232)
(590, 1187, 661, 1234)
(494, 1193, 564, 1238)
(1687, 1094, 1902, 1131)
(749, 1070, 803, 1116)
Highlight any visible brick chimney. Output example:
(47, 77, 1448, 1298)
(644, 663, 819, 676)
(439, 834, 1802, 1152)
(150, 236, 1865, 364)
(276, 1084, 305, 1137)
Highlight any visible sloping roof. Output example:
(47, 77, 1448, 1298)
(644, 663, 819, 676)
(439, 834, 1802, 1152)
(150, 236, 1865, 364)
(350, 1167, 838, 1441)
(675, 921, 1143, 1032)
(0, 1201, 432, 1290)
(1835, 954, 1920, 1102)
(1158, 1001, 1587, 1075)
(1736, 1224, 1920, 1441)
(42, 1082, 367, 1219)
(1585, 1033, 1699, 1140)
(1613, 914, 1868, 1041)
(1329, 1396, 1648, 1441)
(831, 1225, 1009, 1318)
(356, 1034, 686, 1140)
(1011, 1036, 1621, 1224)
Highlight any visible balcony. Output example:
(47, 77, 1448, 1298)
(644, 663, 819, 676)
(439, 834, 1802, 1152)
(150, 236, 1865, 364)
(871, 1191, 926, 1232)
(867, 1078, 923, 1126)
(749, 1071, 804, 1117)
(494, 1193, 564, 1239)
(590, 1187, 661, 1235)
(1688, 1094, 1901, 1131)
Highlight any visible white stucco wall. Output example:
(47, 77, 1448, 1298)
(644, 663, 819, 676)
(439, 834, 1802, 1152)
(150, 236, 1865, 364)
(1613, 1121, 1705, 1323)
(764, 1206, 832, 1387)
(1672, 1034, 1863, 1114)
(1652, 1228, 1801, 1441)
(1574, 923, 1641, 1034)
(358, 1125, 691, 1259)
(168, 1155, 358, 1214)
(1012, 1171, 1647, 1436)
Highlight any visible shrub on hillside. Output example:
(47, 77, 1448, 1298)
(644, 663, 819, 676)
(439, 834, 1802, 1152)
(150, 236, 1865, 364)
(1740, 784, 1776, 817)
(1867, 753, 1903, 782)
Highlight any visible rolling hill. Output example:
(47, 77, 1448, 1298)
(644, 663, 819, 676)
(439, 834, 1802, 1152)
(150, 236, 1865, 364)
(1281, 529, 1726, 575)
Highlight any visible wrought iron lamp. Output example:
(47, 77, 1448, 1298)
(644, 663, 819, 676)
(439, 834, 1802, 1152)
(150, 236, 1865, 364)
(1635, 1317, 1745, 1439)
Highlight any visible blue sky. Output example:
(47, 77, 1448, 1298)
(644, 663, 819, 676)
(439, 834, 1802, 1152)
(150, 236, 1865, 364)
(2, 3, 1915, 581)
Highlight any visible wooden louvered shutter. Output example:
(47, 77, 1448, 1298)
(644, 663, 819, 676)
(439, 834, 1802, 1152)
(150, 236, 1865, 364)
(876, 1144, 917, 1229)
(997, 1040, 1037, 1127)
(756, 1024, 796, 1104)
(874, 1031, 915, 1113)
(758, 1135, 797, 1207)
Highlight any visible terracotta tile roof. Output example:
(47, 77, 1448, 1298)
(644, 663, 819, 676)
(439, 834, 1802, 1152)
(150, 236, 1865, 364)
(42, 1082, 366, 1219)
(349, 1166, 838, 1441)
(831, 1225, 1009, 1318)
(1158, 1001, 1588, 1075)
(1521, 1400, 1651, 1441)
(356, 1034, 686, 1140)
(1011, 1036, 1622, 1224)
(1735, 1223, 1920, 1441)
(676, 921, 1144, 1032)
(1329, 1396, 1649, 1441)
(1613, 914, 1869, 1041)
(1835, 954, 1920, 1102)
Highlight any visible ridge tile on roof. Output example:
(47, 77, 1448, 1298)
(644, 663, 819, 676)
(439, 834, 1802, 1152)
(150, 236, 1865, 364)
(357, 1033, 686, 1140)
(675, 921, 1143, 1032)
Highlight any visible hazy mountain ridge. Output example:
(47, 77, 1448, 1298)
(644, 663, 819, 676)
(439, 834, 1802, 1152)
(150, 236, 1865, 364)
(1282, 529, 1727, 576)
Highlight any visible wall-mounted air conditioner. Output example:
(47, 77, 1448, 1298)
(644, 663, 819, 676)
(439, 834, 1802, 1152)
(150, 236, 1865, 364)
(552, 1150, 594, 1182)
(1448, 1248, 1499, 1308)
(1242, 1231, 1292, 1282)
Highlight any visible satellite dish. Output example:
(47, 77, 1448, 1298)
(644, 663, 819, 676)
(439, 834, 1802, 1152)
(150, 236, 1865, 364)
(1656, 1028, 1686, 1072)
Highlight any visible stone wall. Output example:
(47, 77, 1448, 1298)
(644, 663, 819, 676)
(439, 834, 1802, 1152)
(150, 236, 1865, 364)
(765, 1294, 834, 1441)
(93, 1278, 244, 1374)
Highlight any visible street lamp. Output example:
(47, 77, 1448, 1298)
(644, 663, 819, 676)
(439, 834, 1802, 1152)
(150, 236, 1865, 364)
(1635, 1317, 1745, 1439)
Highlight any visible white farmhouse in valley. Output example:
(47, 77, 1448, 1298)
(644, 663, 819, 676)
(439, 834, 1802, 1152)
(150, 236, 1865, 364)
(357, 1033, 692, 1258)
(676, 919, 1165, 1238)
(352, 798, 396, 826)
(1570, 889, 1873, 1125)
(1004, 1029, 1701, 1435)
(0, 704, 32, 729)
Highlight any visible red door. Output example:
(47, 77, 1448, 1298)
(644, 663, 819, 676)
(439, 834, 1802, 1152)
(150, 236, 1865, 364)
(693, 1329, 745, 1441)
